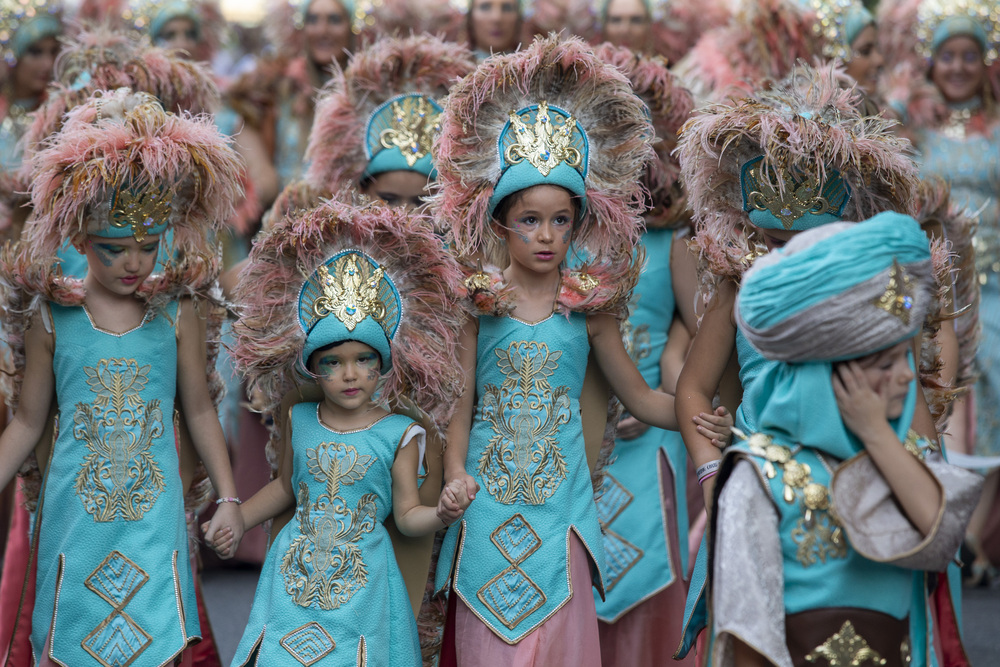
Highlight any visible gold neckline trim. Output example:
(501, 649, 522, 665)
(82, 304, 151, 338)
(315, 405, 392, 434)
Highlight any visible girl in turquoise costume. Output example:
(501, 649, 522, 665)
(880, 0, 1000, 587)
(801, 0, 883, 93)
(0, 88, 244, 666)
(430, 35, 731, 666)
(672, 64, 927, 663)
(710, 213, 983, 667)
(462, 0, 522, 61)
(588, 42, 702, 667)
(0, 0, 61, 242)
(218, 196, 470, 666)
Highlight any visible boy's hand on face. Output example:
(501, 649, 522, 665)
(833, 361, 890, 440)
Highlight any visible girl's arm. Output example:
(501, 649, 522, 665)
(175, 297, 243, 556)
(833, 362, 942, 534)
(443, 316, 480, 501)
(393, 427, 470, 537)
(0, 311, 56, 490)
(660, 316, 691, 394)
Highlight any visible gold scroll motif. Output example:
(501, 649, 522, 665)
(109, 183, 173, 242)
(746, 434, 847, 567)
(313, 254, 387, 332)
(479, 340, 572, 505)
(744, 159, 835, 230)
(378, 95, 441, 167)
(73, 358, 166, 522)
(805, 620, 887, 666)
(282, 442, 378, 610)
(505, 101, 582, 177)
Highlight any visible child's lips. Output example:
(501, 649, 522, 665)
(343, 388, 360, 397)
(121, 275, 138, 284)
(535, 251, 555, 260)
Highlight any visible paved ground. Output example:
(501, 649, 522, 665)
(203, 566, 1000, 665)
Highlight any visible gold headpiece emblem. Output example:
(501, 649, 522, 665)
(109, 184, 173, 242)
(744, 159, 840, 230)
(313, 253, 387, 331)
(505, 101, 582, 177)
(378, 95, 441, 167)
(872, 259, 915, 325)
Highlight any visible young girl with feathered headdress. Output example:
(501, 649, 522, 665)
(215, 195, 470, 666)
(710, 212, 982, 667)
(587, 41, 703, 667)
(0, 87, 244, 666)
(429, 34, 731, 665)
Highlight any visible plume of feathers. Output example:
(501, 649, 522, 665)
(431, 34, 654, 275)
(593, 42, 693, 228)
(232, 195, 466, 469)
(305, 34, 475, 193)
(678, 62, 919, 288)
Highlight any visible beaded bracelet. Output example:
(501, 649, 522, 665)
(215, 496, 242, 505)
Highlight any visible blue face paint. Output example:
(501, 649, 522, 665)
(91, 242, 121, 267)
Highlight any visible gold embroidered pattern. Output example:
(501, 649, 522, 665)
(313, 254, 387, 332)
(378, 95, 441, 167)
(597, 474, 644, 591)
(743, 158, 838, 230)
(872, 259, 915, 325)
(282, 442, 378, 610)
(505, 101, 582, 177)
(621, 293, 650, 365)
(109, 183, 173, 242)
(805, 620, 887, 666)
(73, 358, 166, 522)
(746, 434, 847, 567)
(478, 341, 572, 505)
(477, 514, 547, 629)
(81, 550, 153, 667)
(570, 270, 600, 293)
(280, 622, 336, 665)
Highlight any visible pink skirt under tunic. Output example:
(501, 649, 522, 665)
(449, 533, 602, 667)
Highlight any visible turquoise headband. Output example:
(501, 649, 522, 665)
(490, 102, 589, 216)
(298, 0, 358, 31)
(298, 249, 401, 374)
(740, 156, 851, 231)
(932, 16, 988, 54)
(150, 0, 201, 42)
(362, 93, 442, 182)
(844, 5, 874, 48)
(10, 14, 61, 62)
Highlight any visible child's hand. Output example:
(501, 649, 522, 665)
(616, 415, 650, 441)
(201, 502, 245, 559)
(693, 406, 733, 449)
(437, 478, 475, 526)
(833, 361, 889, 440)
(446, 470, 479, 504)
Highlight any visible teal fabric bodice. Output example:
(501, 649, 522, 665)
(916, 120, 1000, 276)
(735, 326, 774, 433)
(275, 99, 308, 188)
(0, 101, 33, 175)
(437, 311, 606, 643)
(34, 301, 199, 666)
(595, 229, 690, 622)
(732, 439, 913, 618)
(231, 405, 421, 667)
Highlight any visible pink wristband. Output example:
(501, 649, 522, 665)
(697, 470, 718, 486)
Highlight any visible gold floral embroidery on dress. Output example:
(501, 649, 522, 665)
(73, 358, 166, 522)
(746, 434, 847, 567)
(805, 620, 887, 666)
(621, 293, 650, 365)
(478, 341, 572, 505)
(282, 442, 378, 610)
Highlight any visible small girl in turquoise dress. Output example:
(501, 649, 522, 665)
(0, 88, 245, 666)
(216, 196, 471, 666)
(429, 35, 732, 666)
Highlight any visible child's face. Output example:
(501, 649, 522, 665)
(79, 234, 161, 296)
(854, 340, 913, 419)
(310, 341, 382, 414)
(496, 185, 575, 275)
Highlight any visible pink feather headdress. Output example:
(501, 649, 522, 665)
(672, 0, 817, 103)
(305, 34, 475, 193)
(593, 42, 693, 229)
(678, 62, 919, 283)
(233, 195, 466, 455)
(432, 33, 654, 272)
(21, 88, 241, 299)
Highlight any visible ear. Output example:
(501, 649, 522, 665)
(491, 219, 508, 243)
(71, 234, 88, 254)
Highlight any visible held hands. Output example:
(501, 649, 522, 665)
(693, 406, 734, 449)
(201, 501, 244, 559)
(437, 478, 475, 526)
(832, 361, 889, 440)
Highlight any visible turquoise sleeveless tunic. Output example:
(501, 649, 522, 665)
(231, 405, 421, 667)
(436, 311, 606, 644)
(594, 229, 689, 622)
(34, 301, 199, 666)
(734, 327, 773, 434)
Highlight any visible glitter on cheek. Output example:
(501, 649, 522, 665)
(90, 242, 117, 268)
